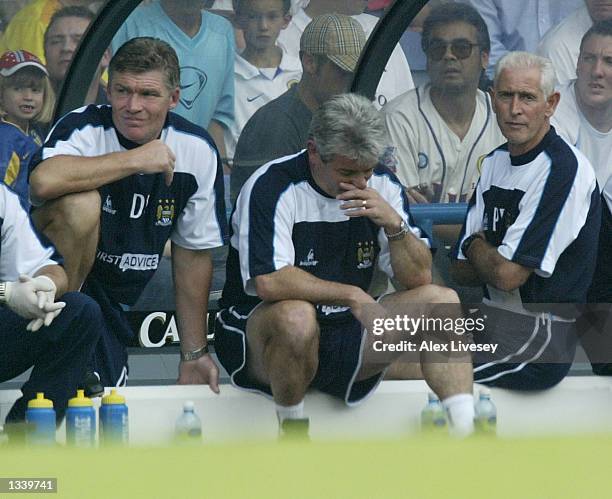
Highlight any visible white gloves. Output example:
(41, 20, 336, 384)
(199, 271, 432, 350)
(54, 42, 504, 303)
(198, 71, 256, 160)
(5, 275, 66, 331)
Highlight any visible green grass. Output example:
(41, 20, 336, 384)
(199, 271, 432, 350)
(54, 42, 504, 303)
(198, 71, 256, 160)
(1, 435, 611, 498)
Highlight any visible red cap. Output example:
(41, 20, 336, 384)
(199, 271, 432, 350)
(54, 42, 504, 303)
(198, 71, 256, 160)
(0, 50, 48, 77)
(368, 0, 392, 10)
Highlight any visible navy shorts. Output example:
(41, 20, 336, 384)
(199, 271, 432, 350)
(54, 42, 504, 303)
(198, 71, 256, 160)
(215, 305, 385, 405)
(472, 304, 577, 391)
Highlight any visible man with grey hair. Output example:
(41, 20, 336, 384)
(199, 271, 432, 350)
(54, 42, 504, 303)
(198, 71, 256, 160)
(451, 51, 602, 390)
(216, 93, 476, 438)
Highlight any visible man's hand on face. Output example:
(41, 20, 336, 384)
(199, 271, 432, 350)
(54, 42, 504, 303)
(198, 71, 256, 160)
(337, 182, 403, 232)
(130, 139, 176, 186)
(178, 354, 220, 394)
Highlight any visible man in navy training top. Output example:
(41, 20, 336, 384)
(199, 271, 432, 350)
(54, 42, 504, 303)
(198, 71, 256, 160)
(216, 93, 476, 438)
(451, 51, 601, 390)
(29, 37, 228, 394)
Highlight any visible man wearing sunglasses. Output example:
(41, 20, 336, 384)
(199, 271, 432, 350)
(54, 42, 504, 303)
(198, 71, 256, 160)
(381, 4, 504, 313)
(383, 3, 504, 209)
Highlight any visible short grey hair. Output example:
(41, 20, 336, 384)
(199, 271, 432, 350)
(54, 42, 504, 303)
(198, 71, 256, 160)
(494, 51, 556, 98)
(308, 93, 388, 166)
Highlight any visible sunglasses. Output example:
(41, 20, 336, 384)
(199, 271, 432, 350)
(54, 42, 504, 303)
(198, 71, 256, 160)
(427, 40, 480, 61)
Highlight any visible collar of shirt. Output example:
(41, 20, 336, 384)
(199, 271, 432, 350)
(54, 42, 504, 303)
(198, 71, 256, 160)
(235, 45, 302, 80)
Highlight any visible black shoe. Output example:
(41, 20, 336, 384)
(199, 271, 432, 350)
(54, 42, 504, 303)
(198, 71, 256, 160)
(279, 418, 310, 441)
(82, 371, 104, 398)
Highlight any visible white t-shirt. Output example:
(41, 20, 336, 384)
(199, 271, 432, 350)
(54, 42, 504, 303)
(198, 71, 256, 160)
(537, 6, 592, 84)
(277, 9, 414, 108)
(225, 46, 302, 160)
(551, 79, 612, 190)
(0, 184, 58, 281)
(211, 0, 308, 15)
(383, 83, 505, 202)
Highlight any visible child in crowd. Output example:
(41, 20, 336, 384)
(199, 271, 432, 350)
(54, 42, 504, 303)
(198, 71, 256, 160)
(225, 0, 302, 162)
(0, 49, 54, 203)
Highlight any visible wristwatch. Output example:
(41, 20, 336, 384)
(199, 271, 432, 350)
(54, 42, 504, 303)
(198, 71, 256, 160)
(0, 282, 7, 304)
(461, 233, 485, 257)
(384, 220, 408, 241)
(180, 344, 209, 361)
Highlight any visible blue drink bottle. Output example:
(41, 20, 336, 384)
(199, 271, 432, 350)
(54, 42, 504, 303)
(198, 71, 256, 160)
(66, 389, 96, 447)
(99, 389, 128, 445)
(25, 392, 56, 446)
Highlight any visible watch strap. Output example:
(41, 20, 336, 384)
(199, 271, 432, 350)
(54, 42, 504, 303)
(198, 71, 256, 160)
(180, 344, 209, 361)
(384, 220, 408, 241)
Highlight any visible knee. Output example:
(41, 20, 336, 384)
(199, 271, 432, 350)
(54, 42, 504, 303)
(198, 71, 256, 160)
(61, 292, 103, 342)
(273, 301, 318, 354)
(419, 284, 460, 304)
(39, 191, 101, 234)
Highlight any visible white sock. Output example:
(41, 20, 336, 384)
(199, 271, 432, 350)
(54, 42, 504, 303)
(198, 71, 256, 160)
(276, 401, 305, 423)
(442, 393, 475, 437)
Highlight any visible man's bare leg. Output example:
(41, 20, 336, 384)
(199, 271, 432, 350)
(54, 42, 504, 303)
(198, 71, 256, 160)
(32, 191, 101, 291)
(358, 284, 474, 435)
(246, 300, 319, 410)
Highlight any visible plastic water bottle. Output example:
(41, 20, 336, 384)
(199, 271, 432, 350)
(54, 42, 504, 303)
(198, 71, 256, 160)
(175, 401, 202, 444)
(66, 389, 96, 447)
(420, 392, 447, 432)
(474, 388, 497, 435)
(25, 393, 56, 446)
(99, 389, 128, 445)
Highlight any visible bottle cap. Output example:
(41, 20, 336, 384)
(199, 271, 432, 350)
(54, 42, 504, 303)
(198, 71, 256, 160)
(479, 387, 491, 397)
(183, 401, 195, 411)
(27, 392, 53, 408)
(102, 388, 125, 405)
(68, 389, 93, 407)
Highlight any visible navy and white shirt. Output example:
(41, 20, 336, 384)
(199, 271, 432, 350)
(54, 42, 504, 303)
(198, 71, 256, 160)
(30, 105, 228, 305)
(0, 184, 60, 281)
(453, 127, 601, 307)
(220, 150, 430, 320)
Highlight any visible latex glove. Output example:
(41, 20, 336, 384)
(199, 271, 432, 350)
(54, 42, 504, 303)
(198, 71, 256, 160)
(5, 275, 65, 330)
(27, 275, 66, 332)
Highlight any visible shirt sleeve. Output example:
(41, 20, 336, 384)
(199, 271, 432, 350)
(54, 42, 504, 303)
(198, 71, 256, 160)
(0, 185, 59, 281)
(30, 107, 101, 173)
(497, 160, 597, 277)
(235, 173, 296, 295)
(171, 141, 228, 250)
(210, 27, 236, 129)
(537, 33, 577, 84)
